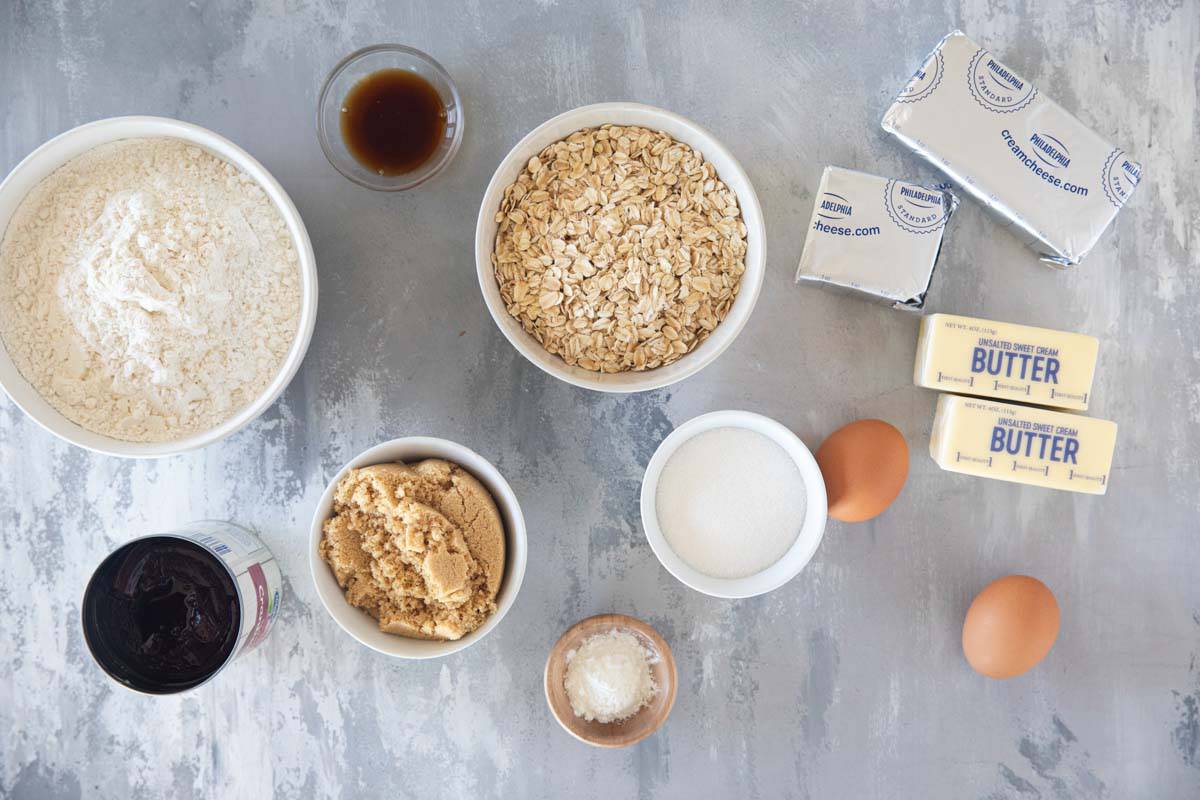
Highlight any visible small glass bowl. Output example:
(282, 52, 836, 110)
(317, 44, 464, 191)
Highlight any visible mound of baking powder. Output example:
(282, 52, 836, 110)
(0, 138, 301, 442)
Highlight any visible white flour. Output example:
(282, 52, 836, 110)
(0, 138, 301, 442)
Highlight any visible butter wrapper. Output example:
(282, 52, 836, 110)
(795, 166, 956, 311)
(882, 30, 1143, 267)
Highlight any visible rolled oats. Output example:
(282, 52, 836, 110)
(492, 125, 748, 374)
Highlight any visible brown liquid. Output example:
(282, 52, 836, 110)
(340, 68, 447, 176)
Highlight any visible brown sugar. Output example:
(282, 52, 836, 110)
(319, 459, 506, 641)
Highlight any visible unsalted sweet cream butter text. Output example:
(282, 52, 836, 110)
(914, 313, 1099, 410)
(929, 395, 1116, 495)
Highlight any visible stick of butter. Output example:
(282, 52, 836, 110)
(914, 313, 1099, 410)
(929, 395, 1116, 495)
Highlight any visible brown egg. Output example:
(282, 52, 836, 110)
(962, 575, 1060, 679)
(815, 419, 909, 522)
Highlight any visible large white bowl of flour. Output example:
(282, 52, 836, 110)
(0, 117, 317, 457)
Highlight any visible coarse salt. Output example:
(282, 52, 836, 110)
(563, 629, 657, 724)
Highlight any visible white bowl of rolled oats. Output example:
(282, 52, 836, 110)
(475, 103, 765, 392)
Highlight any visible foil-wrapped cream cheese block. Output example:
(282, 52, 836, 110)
(795, 166, 956, 311)
(882, 30, 1143, 267)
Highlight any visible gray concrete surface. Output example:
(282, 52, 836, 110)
(2, 1, 1198, 797)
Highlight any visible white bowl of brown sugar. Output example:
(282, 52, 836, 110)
(309, 436, 528, 659)
(475, 103, 766, 393)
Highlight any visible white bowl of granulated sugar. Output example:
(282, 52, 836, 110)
(0, 116, 317, 457)
(640, 410, 828, 599)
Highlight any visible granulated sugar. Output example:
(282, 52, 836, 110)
(655, 427, 806, 579)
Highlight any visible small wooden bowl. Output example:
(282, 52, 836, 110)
(544, 613, 677, 748)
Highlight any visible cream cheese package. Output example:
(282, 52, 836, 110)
(929, 395, 1116, 495)
(881, 30, 1143, 267)
(795, 166, 957, 311)
(915, 313, 1099, 410)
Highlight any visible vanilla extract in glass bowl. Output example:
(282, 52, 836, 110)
(318, 44, 464, 191)
(341, 68, 446, 176)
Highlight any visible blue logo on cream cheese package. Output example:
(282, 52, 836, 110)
(1102, 149, 1142, 208)
(967, 48, 1038, 113)
(884, 180, 954, 234)
(1029, 132, 1071, 169)
(897, 51, 943, 103)
(816, 192, 853, 221)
